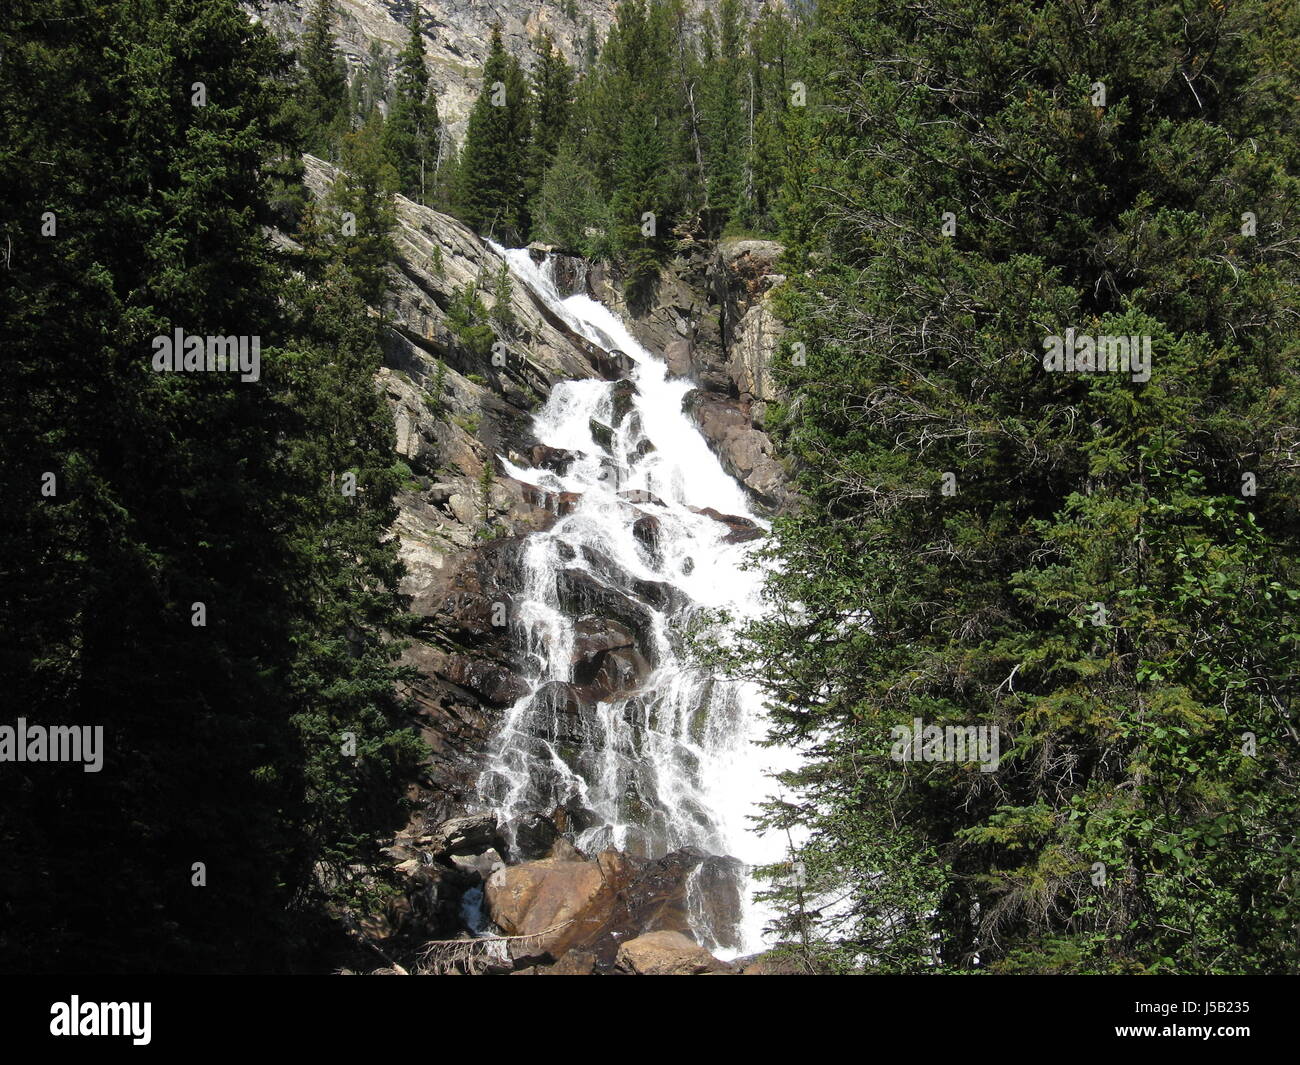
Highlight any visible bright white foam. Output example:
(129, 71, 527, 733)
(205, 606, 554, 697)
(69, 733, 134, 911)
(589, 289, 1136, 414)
(477, 243, 799, 957)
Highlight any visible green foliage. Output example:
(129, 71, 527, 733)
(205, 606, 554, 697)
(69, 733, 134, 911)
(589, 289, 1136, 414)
(533, 139, 607, 254)
(446, 280, 496, 363)
(0, 0, 417, 972)
(453, 24, 531, 240)
(720, 0, 1300, 975)
(477, 455, 496, 531)
(318, 113, 398, 305)
(490, 260, 516, 333)
(528, 0, 808, 287)
(382, 5, 443, 205)
(299, 0, 350, 158)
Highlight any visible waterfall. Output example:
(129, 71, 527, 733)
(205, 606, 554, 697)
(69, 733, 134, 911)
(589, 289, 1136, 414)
(476, 244, 790, 958)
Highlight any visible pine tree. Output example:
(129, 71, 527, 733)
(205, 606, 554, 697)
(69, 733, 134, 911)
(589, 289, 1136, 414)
(383, 4, 442, 203)
(524, 32, 573, 233)
(534, 138, 605, 254)
(726, 0, 1300, 975)
(300, 0, 349, 157)
(454, 25, 530, 239)
(0, 0, 416, 972)
(698, 0, 745, 233)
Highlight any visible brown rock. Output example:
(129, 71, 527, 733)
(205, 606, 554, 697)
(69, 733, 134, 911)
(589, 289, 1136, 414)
(485, 850, 629, 960)
(736, 950, 810, 975)
(614, 931, 729, 975)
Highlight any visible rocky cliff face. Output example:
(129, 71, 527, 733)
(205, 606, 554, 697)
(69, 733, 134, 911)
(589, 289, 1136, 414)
(254, 0, 776, 146)
(590, 237, 794, 514)
(298, 154, 790, 969)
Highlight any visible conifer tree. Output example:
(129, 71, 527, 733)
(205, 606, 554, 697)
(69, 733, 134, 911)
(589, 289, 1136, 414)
(453, 25, 530, 239)
(0, 0, 416, 972)
(300, 0, 350, 157)
(726, 0, 1300, 975)
(524, 32, 573, 232)
(383, 4, 442, 204)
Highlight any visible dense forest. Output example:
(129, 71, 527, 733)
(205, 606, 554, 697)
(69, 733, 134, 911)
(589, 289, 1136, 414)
(2, 0, 1297, 976)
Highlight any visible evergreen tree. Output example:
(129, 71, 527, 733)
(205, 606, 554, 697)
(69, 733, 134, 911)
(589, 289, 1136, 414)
(453, 25, 530, 239)
(724, 0, 1300, 975)
(698, 0, 745, 232)
(0, 0, 416, 972)
(383, 4, 442, 204)
(534, 138, 606, 254)
(299, 0, 350, 157)
(524, 32, 573, 233)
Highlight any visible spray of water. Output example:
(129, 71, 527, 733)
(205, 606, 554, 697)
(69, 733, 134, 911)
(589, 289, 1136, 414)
(474, 244, 794, 956)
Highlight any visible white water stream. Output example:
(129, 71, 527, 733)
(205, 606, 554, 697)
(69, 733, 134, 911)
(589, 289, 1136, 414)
(475, 245, 790, 957)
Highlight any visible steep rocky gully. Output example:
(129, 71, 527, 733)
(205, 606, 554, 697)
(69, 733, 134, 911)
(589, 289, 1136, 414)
(301, 158, 797, 975)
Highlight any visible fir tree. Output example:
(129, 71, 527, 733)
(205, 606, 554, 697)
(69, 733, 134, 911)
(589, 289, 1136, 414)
(453, 25, 531, 240)
(300, 0, 350, 157)
(383, 4, 442, 204)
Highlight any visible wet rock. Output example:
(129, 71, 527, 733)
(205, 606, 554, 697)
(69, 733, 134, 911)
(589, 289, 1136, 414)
(611, 379, 637, 423)
(511, 813, 560, 862)
(632, 514, 662, 563)
(689, 854, 747, 950)
(688, 506, 766, 544)
(529, 444, 574, 473)
(570, 616, 650, 699)
(517, 483, 582, 517)
(619, 488, 665, 507)
(431, 536, 520, 641)
(551, 802, 600, 838)
(591, 348, 634, 381)
(528, 681, 588, 745)
(550, 254, 589, 298)
(681, 391, 788, 512)
(572, 616, 636, 661)
(438, 653, 529, 708)
(614, 931, 730, 975)
(577, 545, 678, 615)
(555, 568, 657, 650)
(577, 644, 652, 702)
(589, 418, 614, 450)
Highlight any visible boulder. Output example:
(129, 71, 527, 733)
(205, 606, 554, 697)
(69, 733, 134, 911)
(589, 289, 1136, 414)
(611, 379, 638, 423)
(614, 931, 729, 975)
(632, 514, 662, 564)
(449, 848, 506, 881)
(428, 814, 502, 858)
(589, 418, 614, 450)
(485, 851, 626, 959)
(688, 506, 766, 544)
(529, 444, 574, 473)
(511, 813, 561, 862)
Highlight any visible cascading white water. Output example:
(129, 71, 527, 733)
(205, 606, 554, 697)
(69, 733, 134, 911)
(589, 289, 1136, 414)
(475, 244, 791, 957)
